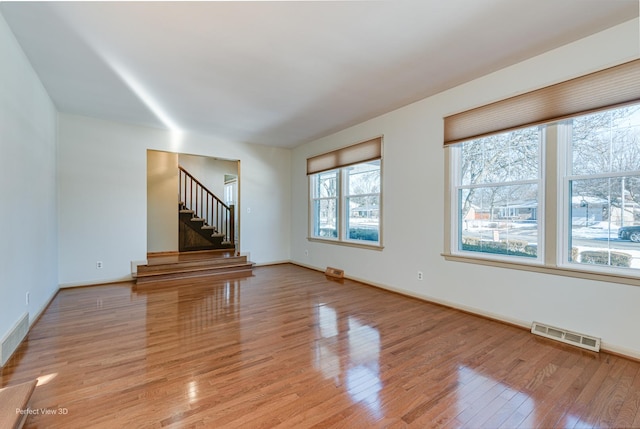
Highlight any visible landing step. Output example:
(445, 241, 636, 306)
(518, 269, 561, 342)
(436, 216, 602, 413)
(138, 256, 249, 275)
(136, 250, 253, 284)
(146, 249, 236, 264)
(135, 262, 254, 284)
(0, 380, 37, 429)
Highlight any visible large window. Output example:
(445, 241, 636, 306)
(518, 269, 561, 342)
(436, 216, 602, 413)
(449, 103, 640, 277)
(445, 59, 640, 282)
(566, 106, 640, 271)
(457, 126, 542, 260)
(308, 138, 382, 247)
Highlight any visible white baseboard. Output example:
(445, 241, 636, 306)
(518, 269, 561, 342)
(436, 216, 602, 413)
(254, 260, 290, 267)
(59, 275, 134, 289)
(30, 287, 59, 328)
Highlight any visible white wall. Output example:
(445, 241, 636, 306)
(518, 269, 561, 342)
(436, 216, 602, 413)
(291, 19, 640, 357)
(0, 13, 58, 341)
(58, 115, 291, 285)
(178, 153, 238, 200)
(147, 150, 179, 253)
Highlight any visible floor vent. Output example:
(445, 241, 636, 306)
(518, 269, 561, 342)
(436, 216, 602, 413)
(531, 321, 600, 352)
(325, 267, 344, 279)
(1, 313, 29, 366)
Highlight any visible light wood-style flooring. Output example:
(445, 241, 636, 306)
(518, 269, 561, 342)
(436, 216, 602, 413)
(2, 264, 640, 428)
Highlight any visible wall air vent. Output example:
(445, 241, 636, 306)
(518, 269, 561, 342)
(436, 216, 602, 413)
(531, 321, 600, 352)
(1, 313, 29, 366)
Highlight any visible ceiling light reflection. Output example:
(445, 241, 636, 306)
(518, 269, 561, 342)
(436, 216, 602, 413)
(106, 57, 182, 133)
(187, 380, 198, 403)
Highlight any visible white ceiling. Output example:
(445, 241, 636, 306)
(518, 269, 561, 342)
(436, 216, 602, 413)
(1, 1, 638, 148)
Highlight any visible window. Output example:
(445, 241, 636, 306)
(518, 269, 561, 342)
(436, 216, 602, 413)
(445, 59, 640, 281)
(308, 138, 382, 247)
(448, 103, 640, 277)
(565, 106, 640, 271)
(345, 160, 380, 242)
(311, 169, 338, 238)
(455, 126, 542, 260)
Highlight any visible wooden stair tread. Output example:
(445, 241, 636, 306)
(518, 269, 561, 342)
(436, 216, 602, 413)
(138, 261, 253, 277)
(146, 249, 236, 265)
(138, 258, 250, 275)
(135, 264, 254, 284)
(0, 380, 37, 429)
(143, 254, 241, 268)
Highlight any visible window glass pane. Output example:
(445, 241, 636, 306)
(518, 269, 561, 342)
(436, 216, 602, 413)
(461, 127, 539, 185)
(571, 105, 640, 175)
(346, 160, 380, 195)
(314, 170, 338, 198)
(569, 176, 640, 269)
(313, 199, 337, 238)
(346, 195, 379, 242)
(459, 185, 538, 258)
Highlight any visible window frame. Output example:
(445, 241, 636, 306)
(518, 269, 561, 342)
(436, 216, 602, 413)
(445, 108, 640, 286)
(308, 159, 383, 250)
(451, 127, 545, 265)
(310, 169, 339, 240)
(558, 113, 640, 277)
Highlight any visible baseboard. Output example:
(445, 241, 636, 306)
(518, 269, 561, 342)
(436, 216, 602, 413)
(254, 260, 290, 267)
(59, 275, 134, 289)
(30, 286, 59, 329)
(0, 285, 60, 368)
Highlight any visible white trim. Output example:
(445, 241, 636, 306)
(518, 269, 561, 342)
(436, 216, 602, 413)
(59, 275, 134, 289)
(29, 287, 58, 328)
(450, 128, 544, 264)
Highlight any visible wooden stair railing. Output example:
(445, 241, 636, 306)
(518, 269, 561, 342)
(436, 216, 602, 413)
(179, 165, 235, 246)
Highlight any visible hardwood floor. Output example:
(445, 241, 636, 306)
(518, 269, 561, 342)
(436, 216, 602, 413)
(2, 264, 640, 428)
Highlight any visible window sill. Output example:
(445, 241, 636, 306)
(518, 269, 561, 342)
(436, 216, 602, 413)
(307, 237, 384, 251)
(442, 253, 640, 287)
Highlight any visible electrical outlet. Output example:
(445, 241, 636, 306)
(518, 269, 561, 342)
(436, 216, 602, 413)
(304, 249, 309, 256)
(417, 271, 424, 280)
(96, 261, 103, 269)
(26, 292, 30, 305)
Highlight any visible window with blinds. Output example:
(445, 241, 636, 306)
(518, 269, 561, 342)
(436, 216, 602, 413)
(446, 60, 640, 279)
(307, 137, 383, 247)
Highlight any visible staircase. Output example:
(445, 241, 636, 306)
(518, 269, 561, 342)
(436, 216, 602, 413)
(135, 250, 254, 284)
(136, 166, 252, 285)
(179, 166, 235, 252)
(179, 202, 233, 251)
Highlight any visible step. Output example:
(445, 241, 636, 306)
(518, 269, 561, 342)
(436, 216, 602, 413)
(137, 255, 248, 275)
(135, 262, 254, 284)
(145, 248, 237, 261)
(0, 379, 37, 429)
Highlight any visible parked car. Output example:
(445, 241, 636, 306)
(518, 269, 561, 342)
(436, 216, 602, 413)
(618, 225, 640, 242)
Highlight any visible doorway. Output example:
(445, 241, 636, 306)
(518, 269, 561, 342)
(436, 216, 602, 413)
(147, 150, 240, 254)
